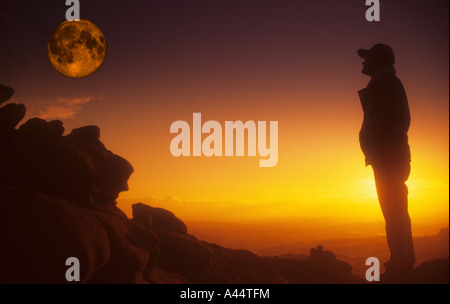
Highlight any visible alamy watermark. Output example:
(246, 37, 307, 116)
(66, 0, 80, 21)
(365, 257, 381, 282)
(65, 257, 80, 282)
(366, 0, 381, 22)
(170, 113, 278, 167)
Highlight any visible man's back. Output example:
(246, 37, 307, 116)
(359, 68, 411, 165)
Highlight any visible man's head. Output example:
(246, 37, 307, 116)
(358, 43, 395, 77)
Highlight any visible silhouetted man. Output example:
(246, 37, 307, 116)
(357, 44, 415, 281)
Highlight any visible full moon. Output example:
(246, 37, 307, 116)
(48, 19, 107, 78)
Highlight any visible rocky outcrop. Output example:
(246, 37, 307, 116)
(0, 103, 25, 137)
(0, 86, 212, 284)
(1, 115, 133, 210)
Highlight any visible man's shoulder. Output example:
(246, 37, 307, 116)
(373, 72, 405, 91)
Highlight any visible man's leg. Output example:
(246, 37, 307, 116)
(372, 160, 415, 275)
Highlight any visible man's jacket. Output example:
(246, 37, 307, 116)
(358, 67, 411, 166)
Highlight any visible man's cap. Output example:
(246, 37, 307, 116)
(357, 43, 395, 65)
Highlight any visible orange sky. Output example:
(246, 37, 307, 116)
(2, 1, 448, 246)
(109, 80, 448, 232)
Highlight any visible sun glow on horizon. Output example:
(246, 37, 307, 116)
(111, 88, 448, 235)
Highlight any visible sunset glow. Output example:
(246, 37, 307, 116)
(2, 0, 448, 249)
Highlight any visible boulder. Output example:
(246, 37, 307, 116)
(17, 118, 65, 140)
(156, 231, 212, 279)
(0, 103, 26, 134)
(0, 84, 14, 105)
(0, 187, 110, 284)
(132, 202, 187, 234)
(67, 126, 134, 207)
(85, 209, 154, 284)
(69, 125, 101, 142)
(131, 202, 153, 228)
(2, 130, 94, 207)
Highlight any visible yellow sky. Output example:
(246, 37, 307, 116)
(112, 90, 449, 231)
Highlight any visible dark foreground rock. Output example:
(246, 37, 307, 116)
(411, 258, 449, 284)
